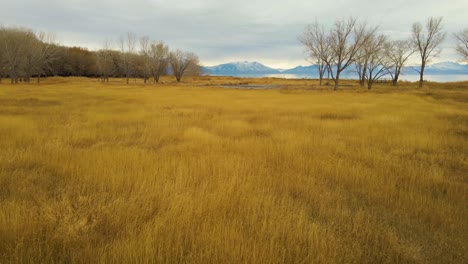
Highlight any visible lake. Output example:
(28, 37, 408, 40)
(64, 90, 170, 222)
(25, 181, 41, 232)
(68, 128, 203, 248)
(208, 73, 468, 82)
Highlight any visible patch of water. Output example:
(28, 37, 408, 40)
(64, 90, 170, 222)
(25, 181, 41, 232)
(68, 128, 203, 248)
(220, 84, 283, 89)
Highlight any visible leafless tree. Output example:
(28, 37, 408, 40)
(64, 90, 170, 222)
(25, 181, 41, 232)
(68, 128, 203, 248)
(96, 39, 115, 83)
(353, 33, 391, 89)
(0, 27, 35, 84)
(385, 40, 414, 86)
(299, 21, 331, 86)
(184, 62, 202, 77)
(149, 41, 169, 83)
(119, 32, 137, 84)
(34, 32, 60, 83)
(139, 36, 153, 84)
(363, 35, 391, 89)
(354, 48, 367, 87)
(411, 17, 445, 88)
(22, 34, 41, 83)
(169, 50, 199, 82)
(323, 17, 375, 90)
(454, 28, 468, 62)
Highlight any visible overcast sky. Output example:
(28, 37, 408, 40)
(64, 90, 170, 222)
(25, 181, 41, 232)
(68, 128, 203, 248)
(1, 0, 466, 68)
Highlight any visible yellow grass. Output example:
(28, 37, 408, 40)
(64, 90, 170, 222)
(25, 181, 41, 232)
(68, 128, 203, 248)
(0, 77, 467, 263)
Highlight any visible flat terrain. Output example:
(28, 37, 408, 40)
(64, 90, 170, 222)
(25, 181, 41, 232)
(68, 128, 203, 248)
(0, 77, 467, 263)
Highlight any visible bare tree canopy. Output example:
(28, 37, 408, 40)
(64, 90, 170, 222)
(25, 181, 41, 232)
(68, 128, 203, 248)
(119, 32, 137, 84)
(150, 41, 169, 83)
(385, 40, 415, 86)
(169, 50, 199, 82)
(139, 36, 152, 84)
(454, 29, 468, 62)
(317, 17, 375, 90)
(34, 32, 60, 83)
(411, 17, 446, 87)
(0, 25, 204, 83)
(299, 21, 331, 86)
(0, 27, 36, 84)
(363, 34, 391, 89)
(96, 40, 115, 83)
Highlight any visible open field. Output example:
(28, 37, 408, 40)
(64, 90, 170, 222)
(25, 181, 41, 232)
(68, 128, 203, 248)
(0, 77, 467, 263)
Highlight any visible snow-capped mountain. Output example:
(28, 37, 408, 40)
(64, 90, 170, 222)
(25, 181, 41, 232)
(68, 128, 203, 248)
(400, 62, 468, 75)
(282, 65, 318, 74)
(202, 61, 468, 76)
(423, 61, 468, 74)
(203, 61, 280, 75)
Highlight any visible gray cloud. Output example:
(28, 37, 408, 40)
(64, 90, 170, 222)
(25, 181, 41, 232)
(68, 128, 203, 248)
(1, 0, 466, 68)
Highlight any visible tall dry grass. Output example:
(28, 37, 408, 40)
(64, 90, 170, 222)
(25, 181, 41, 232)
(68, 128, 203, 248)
(0, 77, 467, 263)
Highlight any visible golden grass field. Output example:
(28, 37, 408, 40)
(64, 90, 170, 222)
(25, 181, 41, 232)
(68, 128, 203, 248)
(0, 76, 467, 263)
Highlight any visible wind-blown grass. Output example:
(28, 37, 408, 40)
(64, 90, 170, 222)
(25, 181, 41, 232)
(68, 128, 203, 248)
(0, 77, 467, 263)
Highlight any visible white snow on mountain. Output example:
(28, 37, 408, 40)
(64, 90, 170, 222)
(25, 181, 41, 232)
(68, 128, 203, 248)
(203, 61, 468, 76)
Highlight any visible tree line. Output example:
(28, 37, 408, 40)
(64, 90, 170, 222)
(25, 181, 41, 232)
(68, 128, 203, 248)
(300, 17, 468, 89)
(0, 27, 201, 84)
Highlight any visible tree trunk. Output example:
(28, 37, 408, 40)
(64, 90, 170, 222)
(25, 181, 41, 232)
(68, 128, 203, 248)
(393, 70, 400, 86)
(367, 72, 373, 90)
(318, 64, 325, 86)
(334, 71, 340, 90)
(176, 72, 181, 82)
(418, 63, 425, 88)
(359, 68, 365, 87)
(334, 78, 339, 90)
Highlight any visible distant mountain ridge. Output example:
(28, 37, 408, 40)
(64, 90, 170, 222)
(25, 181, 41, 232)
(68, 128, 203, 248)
(202, 61, 468, 76)
(203, 61, 280, 75)
(402, 62, 468, 75)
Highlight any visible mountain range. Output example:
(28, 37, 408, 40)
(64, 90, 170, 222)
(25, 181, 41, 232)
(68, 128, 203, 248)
(202, 61, 468, 76)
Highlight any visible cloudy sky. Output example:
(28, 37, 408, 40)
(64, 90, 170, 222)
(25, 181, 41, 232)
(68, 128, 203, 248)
(1, 0, 466, 68)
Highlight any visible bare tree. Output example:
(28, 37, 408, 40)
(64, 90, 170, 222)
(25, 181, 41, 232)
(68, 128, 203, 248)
(353, 33, 391, 89)
(0, 27, 35, 84)
(299, 21, 331, 86)
(169, 50, 199, 82)
(149, 41, 169, 83)
(139, 36, 152, 84)
(411, 17, 445, 88)
(385, 40, 414, 86)
(454, 28, 468, 62)
(22, 34, 41, 83)
(184, 62, 202, 77)
(34, 32, 60, 83)
(96, 39, 115, 83)
(119, 32, 137, 84)
(354, 47, 368, 87)
(364, 35, 391, 89)
(323, 17, 375, 90)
